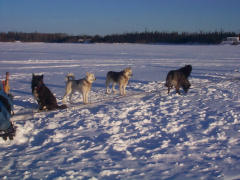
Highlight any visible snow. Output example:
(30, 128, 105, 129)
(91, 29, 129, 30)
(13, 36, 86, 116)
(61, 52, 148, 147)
(0, 42, 240, 179)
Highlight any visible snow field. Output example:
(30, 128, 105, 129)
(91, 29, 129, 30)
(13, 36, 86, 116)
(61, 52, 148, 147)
(0, 43, 240, 179)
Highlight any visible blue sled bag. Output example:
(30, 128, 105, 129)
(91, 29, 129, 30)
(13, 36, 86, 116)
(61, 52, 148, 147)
(0, 87, 13, 131)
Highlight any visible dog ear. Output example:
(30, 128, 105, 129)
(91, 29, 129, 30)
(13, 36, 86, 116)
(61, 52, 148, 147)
(86, 72, 90, 76)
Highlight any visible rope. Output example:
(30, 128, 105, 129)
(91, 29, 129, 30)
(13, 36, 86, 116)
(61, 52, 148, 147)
(12, 76, 240, 121)
(12, 86, 165, 121)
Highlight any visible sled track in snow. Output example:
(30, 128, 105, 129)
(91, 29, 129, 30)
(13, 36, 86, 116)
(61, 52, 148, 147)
(12, 77, 240, 122)
(12, 87, 166, 122)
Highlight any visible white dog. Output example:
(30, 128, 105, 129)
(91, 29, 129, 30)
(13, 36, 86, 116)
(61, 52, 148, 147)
(63, 73, 96, 104)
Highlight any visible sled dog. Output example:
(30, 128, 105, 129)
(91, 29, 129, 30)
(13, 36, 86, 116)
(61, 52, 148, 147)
(105, 67, 133, 95)
(165, 65, 192, 95)
(63, 73, 96, 104)
(31, 74, 67, 110)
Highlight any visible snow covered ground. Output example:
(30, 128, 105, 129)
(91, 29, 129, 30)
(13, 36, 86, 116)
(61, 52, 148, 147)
(0, 43, 240, 179)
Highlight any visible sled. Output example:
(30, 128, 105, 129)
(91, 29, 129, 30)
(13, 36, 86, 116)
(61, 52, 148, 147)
(0, 72, 15, 140)
(0, 122, 15, 141)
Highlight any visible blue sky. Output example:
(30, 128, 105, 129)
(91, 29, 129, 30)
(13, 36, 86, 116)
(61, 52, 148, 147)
(0, 0, 239, 36)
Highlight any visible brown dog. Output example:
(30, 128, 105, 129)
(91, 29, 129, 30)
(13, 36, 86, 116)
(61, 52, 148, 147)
(105, 67, 133, 96)
(165, 65, 192, 95)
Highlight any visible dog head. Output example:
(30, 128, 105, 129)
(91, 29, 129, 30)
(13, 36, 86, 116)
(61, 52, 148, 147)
(179, 65, 192, 78)
(182, 78, 191, 93)
(123, 67, 133, 78)
(32, 74, 44, 90)
(86, 73, 96, 84)
(185, 64, 192, 73)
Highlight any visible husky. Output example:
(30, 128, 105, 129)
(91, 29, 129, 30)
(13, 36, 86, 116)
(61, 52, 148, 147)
(105, 67, 133, 95)
(31, 74, 67, 110)
(63, 73, 96, 104)
(165, 65, 192, 95)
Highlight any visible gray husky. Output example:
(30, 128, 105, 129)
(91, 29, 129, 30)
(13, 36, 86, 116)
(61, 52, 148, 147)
(105, 67, 133, 95)
(63, 73, 96, 104)
(165, 65, 192, 95)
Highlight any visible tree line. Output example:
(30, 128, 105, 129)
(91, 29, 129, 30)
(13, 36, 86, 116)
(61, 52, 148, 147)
(0, 32, 91, 43)
(0, 31, 238, 44)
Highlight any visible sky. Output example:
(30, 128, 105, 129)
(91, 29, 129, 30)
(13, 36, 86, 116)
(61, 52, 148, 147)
(0, 0, 239, 36)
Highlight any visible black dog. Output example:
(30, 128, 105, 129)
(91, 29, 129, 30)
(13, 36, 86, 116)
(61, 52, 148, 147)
(32, 74, 67, 110)
(165, 65, 192, 95)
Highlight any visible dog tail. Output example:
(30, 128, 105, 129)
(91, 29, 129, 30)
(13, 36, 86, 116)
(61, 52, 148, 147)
(56, 104, 68, 109)
(65, 73, 75, 82)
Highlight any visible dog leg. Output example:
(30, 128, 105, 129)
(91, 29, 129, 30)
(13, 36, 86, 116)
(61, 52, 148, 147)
(112, 82, 116, 92)
(39, 103, 45, 111)
(176, 86, 181, 95)
(83, 91, 88, 104)
(123, 84, 127, 95)
(86, 91, 89, 104)
(63, 91, 71, 103)
(183, 87, 188, 93)
(167, 86, 170, 94)
(69, 92, 74, 103)
(106, 86, 110, 94)
(119, 85, 123, 96)
(63, 84, 72, 103)
(82, 92, 86, 104)
(63, 94, 67, 103)
(38, 102, 42, 111)
(85, 91, 88, 104)
(106, 81, 110, 94)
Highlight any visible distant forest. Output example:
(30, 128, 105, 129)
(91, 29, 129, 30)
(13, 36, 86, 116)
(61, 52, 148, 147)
(0, 31, 238, 44)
